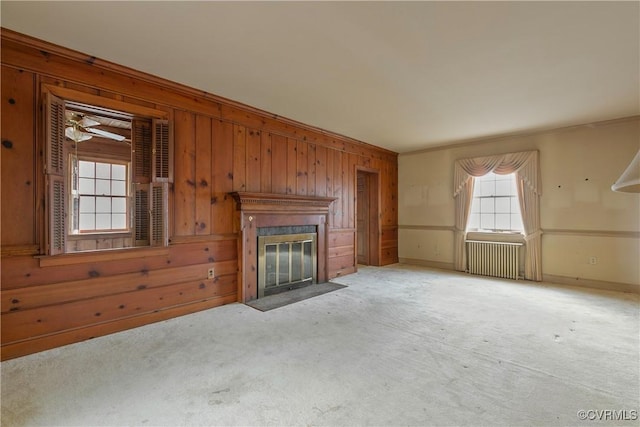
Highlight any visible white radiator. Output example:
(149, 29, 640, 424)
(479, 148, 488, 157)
(466, 240, 522, 280)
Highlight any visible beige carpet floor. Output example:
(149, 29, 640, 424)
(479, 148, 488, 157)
(1, 264, 638, 426)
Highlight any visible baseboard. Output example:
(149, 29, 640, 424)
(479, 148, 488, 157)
(543, 274, 639, 294)
(398, 258, 639, 294)
(399, 258, 455, 271)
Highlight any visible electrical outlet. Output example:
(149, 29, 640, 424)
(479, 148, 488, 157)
(207, 268, 215, 279)
(589, 257, 597, 265)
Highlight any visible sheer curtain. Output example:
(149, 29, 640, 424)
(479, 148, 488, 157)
(453, 151, 542, 281)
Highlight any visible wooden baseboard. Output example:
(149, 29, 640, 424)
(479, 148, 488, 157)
(543, 274, 639, 294)
(399, 258, 455, 271)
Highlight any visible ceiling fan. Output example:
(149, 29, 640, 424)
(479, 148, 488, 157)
(65, 111, 126, 143)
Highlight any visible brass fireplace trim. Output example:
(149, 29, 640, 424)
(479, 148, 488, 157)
(257, 233, 317, 298)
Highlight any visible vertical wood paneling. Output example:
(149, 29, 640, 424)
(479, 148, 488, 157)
(341, 152, 349, 228)
(246, 128, 261, 192)
(232, 125, 247, 192)
(296, 140, 308, 195)
(390, 162, 398, 225)
(315, 145, 327, 197)
(211, 119, 234, 234)
(195, 115, 211, 235)
(173, 110, 196, 236)
(1, 66, 35, 247)
(286, 138, 297, 194)
(347, 154, 356, 229)
(261, 132, 272, 193)
(333, 150, 343, 228)
(307, 143, 316, 196)
(271, 134, 287, 194)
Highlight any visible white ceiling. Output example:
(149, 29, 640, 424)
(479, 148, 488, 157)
(2, 1, 639, 153)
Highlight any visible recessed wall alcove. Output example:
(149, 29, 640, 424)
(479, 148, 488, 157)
(230, 192, 336, 302)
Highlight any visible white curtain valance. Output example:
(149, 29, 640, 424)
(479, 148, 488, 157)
(454, 150, 541, 197)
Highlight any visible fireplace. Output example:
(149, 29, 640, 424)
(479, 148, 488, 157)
(230, 192, 335, 302)
(258, 232, 317, 297)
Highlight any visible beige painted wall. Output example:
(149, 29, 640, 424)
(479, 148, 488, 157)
(398, 117, 640, 290)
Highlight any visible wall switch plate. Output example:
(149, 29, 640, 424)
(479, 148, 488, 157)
(208, 268, 215, 279)
(589, 257, 597, 265)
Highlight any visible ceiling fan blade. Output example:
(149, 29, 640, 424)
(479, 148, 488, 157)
(79, 117, 101, 128)
(85, 127, 126, 141)
(65, 126, 93, 142)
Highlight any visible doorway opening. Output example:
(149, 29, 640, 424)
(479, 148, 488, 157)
(356, 169, 380, 266)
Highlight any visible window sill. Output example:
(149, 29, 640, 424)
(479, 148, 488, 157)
(37, 246, 169, 268)
(466, 231, 524, 244)
(67, 232, 132, 240)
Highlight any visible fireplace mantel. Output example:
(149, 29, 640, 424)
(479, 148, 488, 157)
(230, 192, 336, 302)
(230, 192, 336, 212)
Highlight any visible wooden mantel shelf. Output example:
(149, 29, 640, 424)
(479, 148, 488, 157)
(229, 192, 336, 212)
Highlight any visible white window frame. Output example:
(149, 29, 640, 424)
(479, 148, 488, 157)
(468, 172, 524, 233)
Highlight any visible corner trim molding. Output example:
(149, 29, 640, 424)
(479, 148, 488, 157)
(398, 225, 639, 239)
(543, 229, 639, 239)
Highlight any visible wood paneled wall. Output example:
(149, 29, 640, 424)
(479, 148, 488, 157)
(0, 29, 398, 360)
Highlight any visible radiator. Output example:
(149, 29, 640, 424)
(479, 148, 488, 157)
(466, 240, 522, 280)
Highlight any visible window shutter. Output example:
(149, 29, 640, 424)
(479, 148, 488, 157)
(150, 183, 168, 246)
(152, 119, 173, 183)
(45, 92, 65, 176)
(132, 119, 152, 184)
(133, 183, 150, 246)
(45, 92, 67, 255)
(48, 175, 66, 255)
(134, 120, 170, 248)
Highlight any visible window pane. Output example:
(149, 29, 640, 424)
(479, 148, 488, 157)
(480, 198, 493, 212)
(95, 179, 111, 195)
(112, 197, 127, 213)
(479, 181, 494, 196)
(511, 197, 520, 212)
(95, 162, 111, 179)
(79, 178, 94, 195)
(511, 213, 524, 231)
(495, 214, 510, 230)
(112, 214, 126, 229)
(79, 161, 94, 178)
(96, 213, 111, 230)
(495, 197, 510, 213)
(112, 164, 126, 180)
(510, 179, 519, 196)
(80, 213, 95, 230)
(96, 197, 111, 213)
(480, 213, 494, 230)
(471, 199, 480, 214)
(495, 180, 512, 196)
(468, 213, 480, 230)
(79, 196, 95, 213)
(111, 180, 126, 196)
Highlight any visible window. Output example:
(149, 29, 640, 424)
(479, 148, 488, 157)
(44, 90, 172, 255)
(468, 172, 523, 232)
(72, 160, 128, 232)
